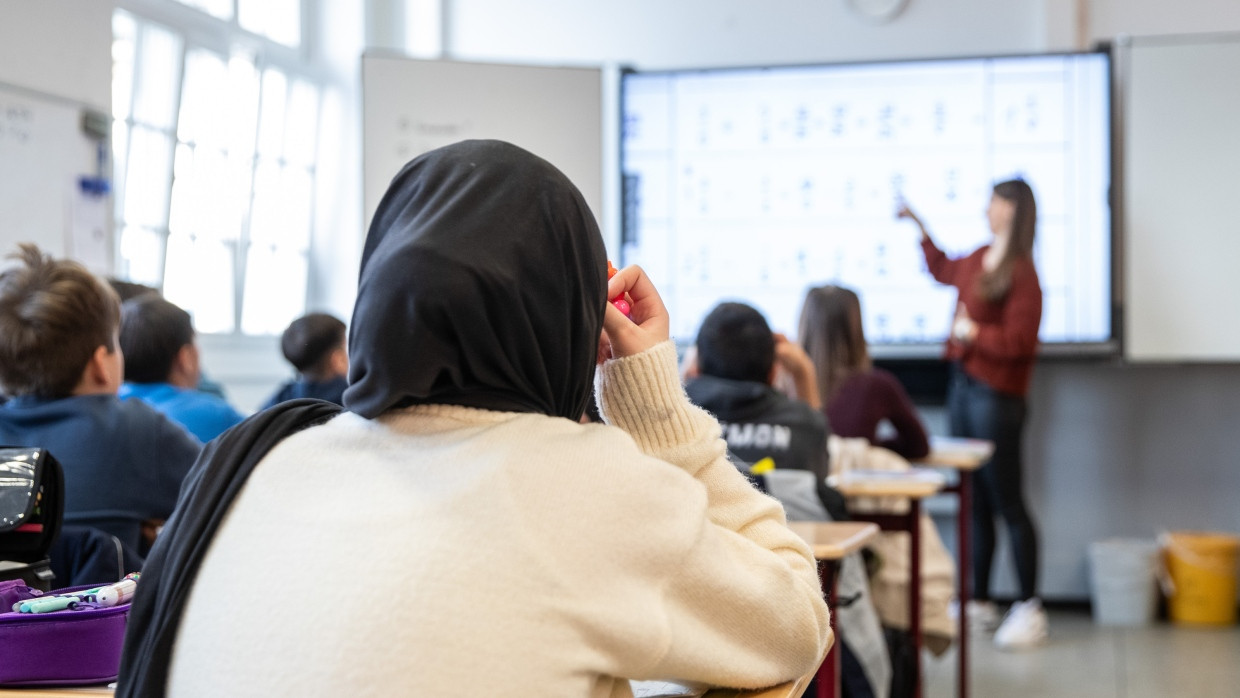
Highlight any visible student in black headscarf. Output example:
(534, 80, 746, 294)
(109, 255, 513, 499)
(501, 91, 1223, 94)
(118, 140, 830, 697)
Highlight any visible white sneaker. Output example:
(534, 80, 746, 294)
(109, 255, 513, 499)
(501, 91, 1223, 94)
(967, 599, 1001, 633)
(994, 598, 1049, 650)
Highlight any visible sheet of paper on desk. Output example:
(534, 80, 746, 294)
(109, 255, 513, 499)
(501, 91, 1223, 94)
(831, 468, 947, 485)
(630, 679, 709, 697)
(930, 436, 995, 457)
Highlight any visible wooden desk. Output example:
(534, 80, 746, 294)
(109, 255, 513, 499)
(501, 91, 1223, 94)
(916, 436, 993, 698)
(0, 689, 112, 696)
(830, 469, 945, 698)
(790, 521, 880, 698)
(6, 683, 806, 698)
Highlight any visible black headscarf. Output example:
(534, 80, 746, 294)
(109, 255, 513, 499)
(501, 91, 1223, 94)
(343, 139, 608, 421)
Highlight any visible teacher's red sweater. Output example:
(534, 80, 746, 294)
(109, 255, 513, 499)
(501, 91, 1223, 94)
(921, 238, 1042, 397)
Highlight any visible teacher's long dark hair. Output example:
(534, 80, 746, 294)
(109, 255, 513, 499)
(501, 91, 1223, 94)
(343, 139, 608, 421)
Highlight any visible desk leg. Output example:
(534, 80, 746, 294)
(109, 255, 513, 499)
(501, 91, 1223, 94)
(957, 472, 972, 698)
(910, 499, 922, 698)
(815, 559, 840, 698)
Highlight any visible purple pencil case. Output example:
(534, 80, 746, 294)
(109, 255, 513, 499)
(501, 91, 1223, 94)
(0, 583, 130, 686)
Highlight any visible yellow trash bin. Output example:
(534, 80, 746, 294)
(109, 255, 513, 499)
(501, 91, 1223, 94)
(1162, 531, 1240, 626)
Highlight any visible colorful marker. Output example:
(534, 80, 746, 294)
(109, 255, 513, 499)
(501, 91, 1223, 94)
(606, 261, 632, 317)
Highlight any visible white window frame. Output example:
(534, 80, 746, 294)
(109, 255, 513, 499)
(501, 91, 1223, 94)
(112, 0, 326, 336)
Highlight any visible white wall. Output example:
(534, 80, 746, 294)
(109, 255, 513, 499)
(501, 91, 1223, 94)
(0, 0, 112, 108)
(448, 0, 1048, 68)
(1087, 0, 1240, 40)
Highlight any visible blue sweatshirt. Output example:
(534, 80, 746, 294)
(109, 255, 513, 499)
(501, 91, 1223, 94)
(120, 382, 245, 443)
(0, 393, 202, 553)
(261, 375, 348, 410)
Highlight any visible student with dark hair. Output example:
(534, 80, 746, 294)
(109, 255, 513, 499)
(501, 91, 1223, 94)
(798, 284, 930, 460)
(899, 178, 1046, 649)
(106, 276, 229, 400)
(686, 302, 892, 697)
(0, 245, 201, 556)
(107, 278, 159, 303)
(261, 312, 348, 408)
(119, 295, 244, 442)
(685, 301, 832, 495)
(119, 140, 830, 696)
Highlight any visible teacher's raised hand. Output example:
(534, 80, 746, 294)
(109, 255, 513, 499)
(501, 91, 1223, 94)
(896, 202, 931, 242)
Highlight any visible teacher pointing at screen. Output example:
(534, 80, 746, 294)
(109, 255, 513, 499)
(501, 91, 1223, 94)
(897, 178, 1047, 651)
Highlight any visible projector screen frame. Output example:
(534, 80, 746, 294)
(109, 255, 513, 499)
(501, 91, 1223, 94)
(619, 47, 1120, 360)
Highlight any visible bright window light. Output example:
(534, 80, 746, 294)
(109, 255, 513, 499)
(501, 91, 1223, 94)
(239, 0, 301, 47)
(123, 126, 174, 228)
(256, 69, 288, 158)
(132, 24, 183, 130)
(118, 226, 165, 287)
(240, 245, 308, 335)
(173, 0, 233, 21)
(283, 80, 319, 167)
(164, 234, 237, 334)
(111, 13, 137, 122)
(113, 7, 318, 336)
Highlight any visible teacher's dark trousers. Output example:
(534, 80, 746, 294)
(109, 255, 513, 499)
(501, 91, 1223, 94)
(948, 365, 1039, 601)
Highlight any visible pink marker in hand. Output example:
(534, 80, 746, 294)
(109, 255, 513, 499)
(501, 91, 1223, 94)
(607, 261, 632, 318)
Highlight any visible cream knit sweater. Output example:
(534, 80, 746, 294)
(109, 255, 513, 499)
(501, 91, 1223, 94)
(167, 342, 830, 697)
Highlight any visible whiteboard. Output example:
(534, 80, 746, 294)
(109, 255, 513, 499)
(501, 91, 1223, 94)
(1123, 35, 1240, 361)
(621, 55, 1113, 349)
(361, 55, 602, 232)
(0, 84, 106, 270)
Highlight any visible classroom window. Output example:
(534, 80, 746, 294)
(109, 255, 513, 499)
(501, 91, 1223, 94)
(111, 5, 318, 336)
(172, 0, 302, 48)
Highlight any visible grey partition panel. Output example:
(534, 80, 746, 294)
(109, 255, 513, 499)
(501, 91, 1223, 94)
(361, 55, 602, 232)
(1123, 35, 1240, 361)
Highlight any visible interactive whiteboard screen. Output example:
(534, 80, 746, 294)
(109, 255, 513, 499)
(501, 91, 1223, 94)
(621, 52, 1112, 353)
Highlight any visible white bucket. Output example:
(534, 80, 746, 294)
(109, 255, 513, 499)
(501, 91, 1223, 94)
(1088, 539, 1160, 627)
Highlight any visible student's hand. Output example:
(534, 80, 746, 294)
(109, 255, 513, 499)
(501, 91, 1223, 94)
(680, 345, 700, 381)
(773, 333, 813, 379)
(141, 518, 165, 548)
(599, 264, 670, 362)
(772, 333, 821, 409)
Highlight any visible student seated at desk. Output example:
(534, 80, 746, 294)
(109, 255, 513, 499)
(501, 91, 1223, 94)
(798, 285, 929, 461)
(261, 312, 349, 409)
(119, 295, 245, 443)
(683, 302, 837, 513)
(118, 140, 831, 698)
(0, 245, 202, 556)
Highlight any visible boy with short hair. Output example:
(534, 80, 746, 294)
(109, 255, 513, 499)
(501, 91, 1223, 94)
(119, 295, 244, 442)
(685, 301, 832, 488)
(0, 245, 201, 555)
(261, 312, 349, 409)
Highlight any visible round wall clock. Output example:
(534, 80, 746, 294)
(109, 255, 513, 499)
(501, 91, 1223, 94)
(845, 0, 910, 23)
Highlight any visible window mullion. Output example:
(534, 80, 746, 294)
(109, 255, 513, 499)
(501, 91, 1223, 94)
(159, 39, 191, 293)
(234, 54, 265, 335)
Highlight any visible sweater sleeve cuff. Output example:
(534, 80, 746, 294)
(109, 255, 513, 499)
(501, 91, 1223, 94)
(595, 341, 720, 456)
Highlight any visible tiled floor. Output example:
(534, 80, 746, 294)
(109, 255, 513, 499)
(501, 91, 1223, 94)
(923, 609, 1240, 698)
